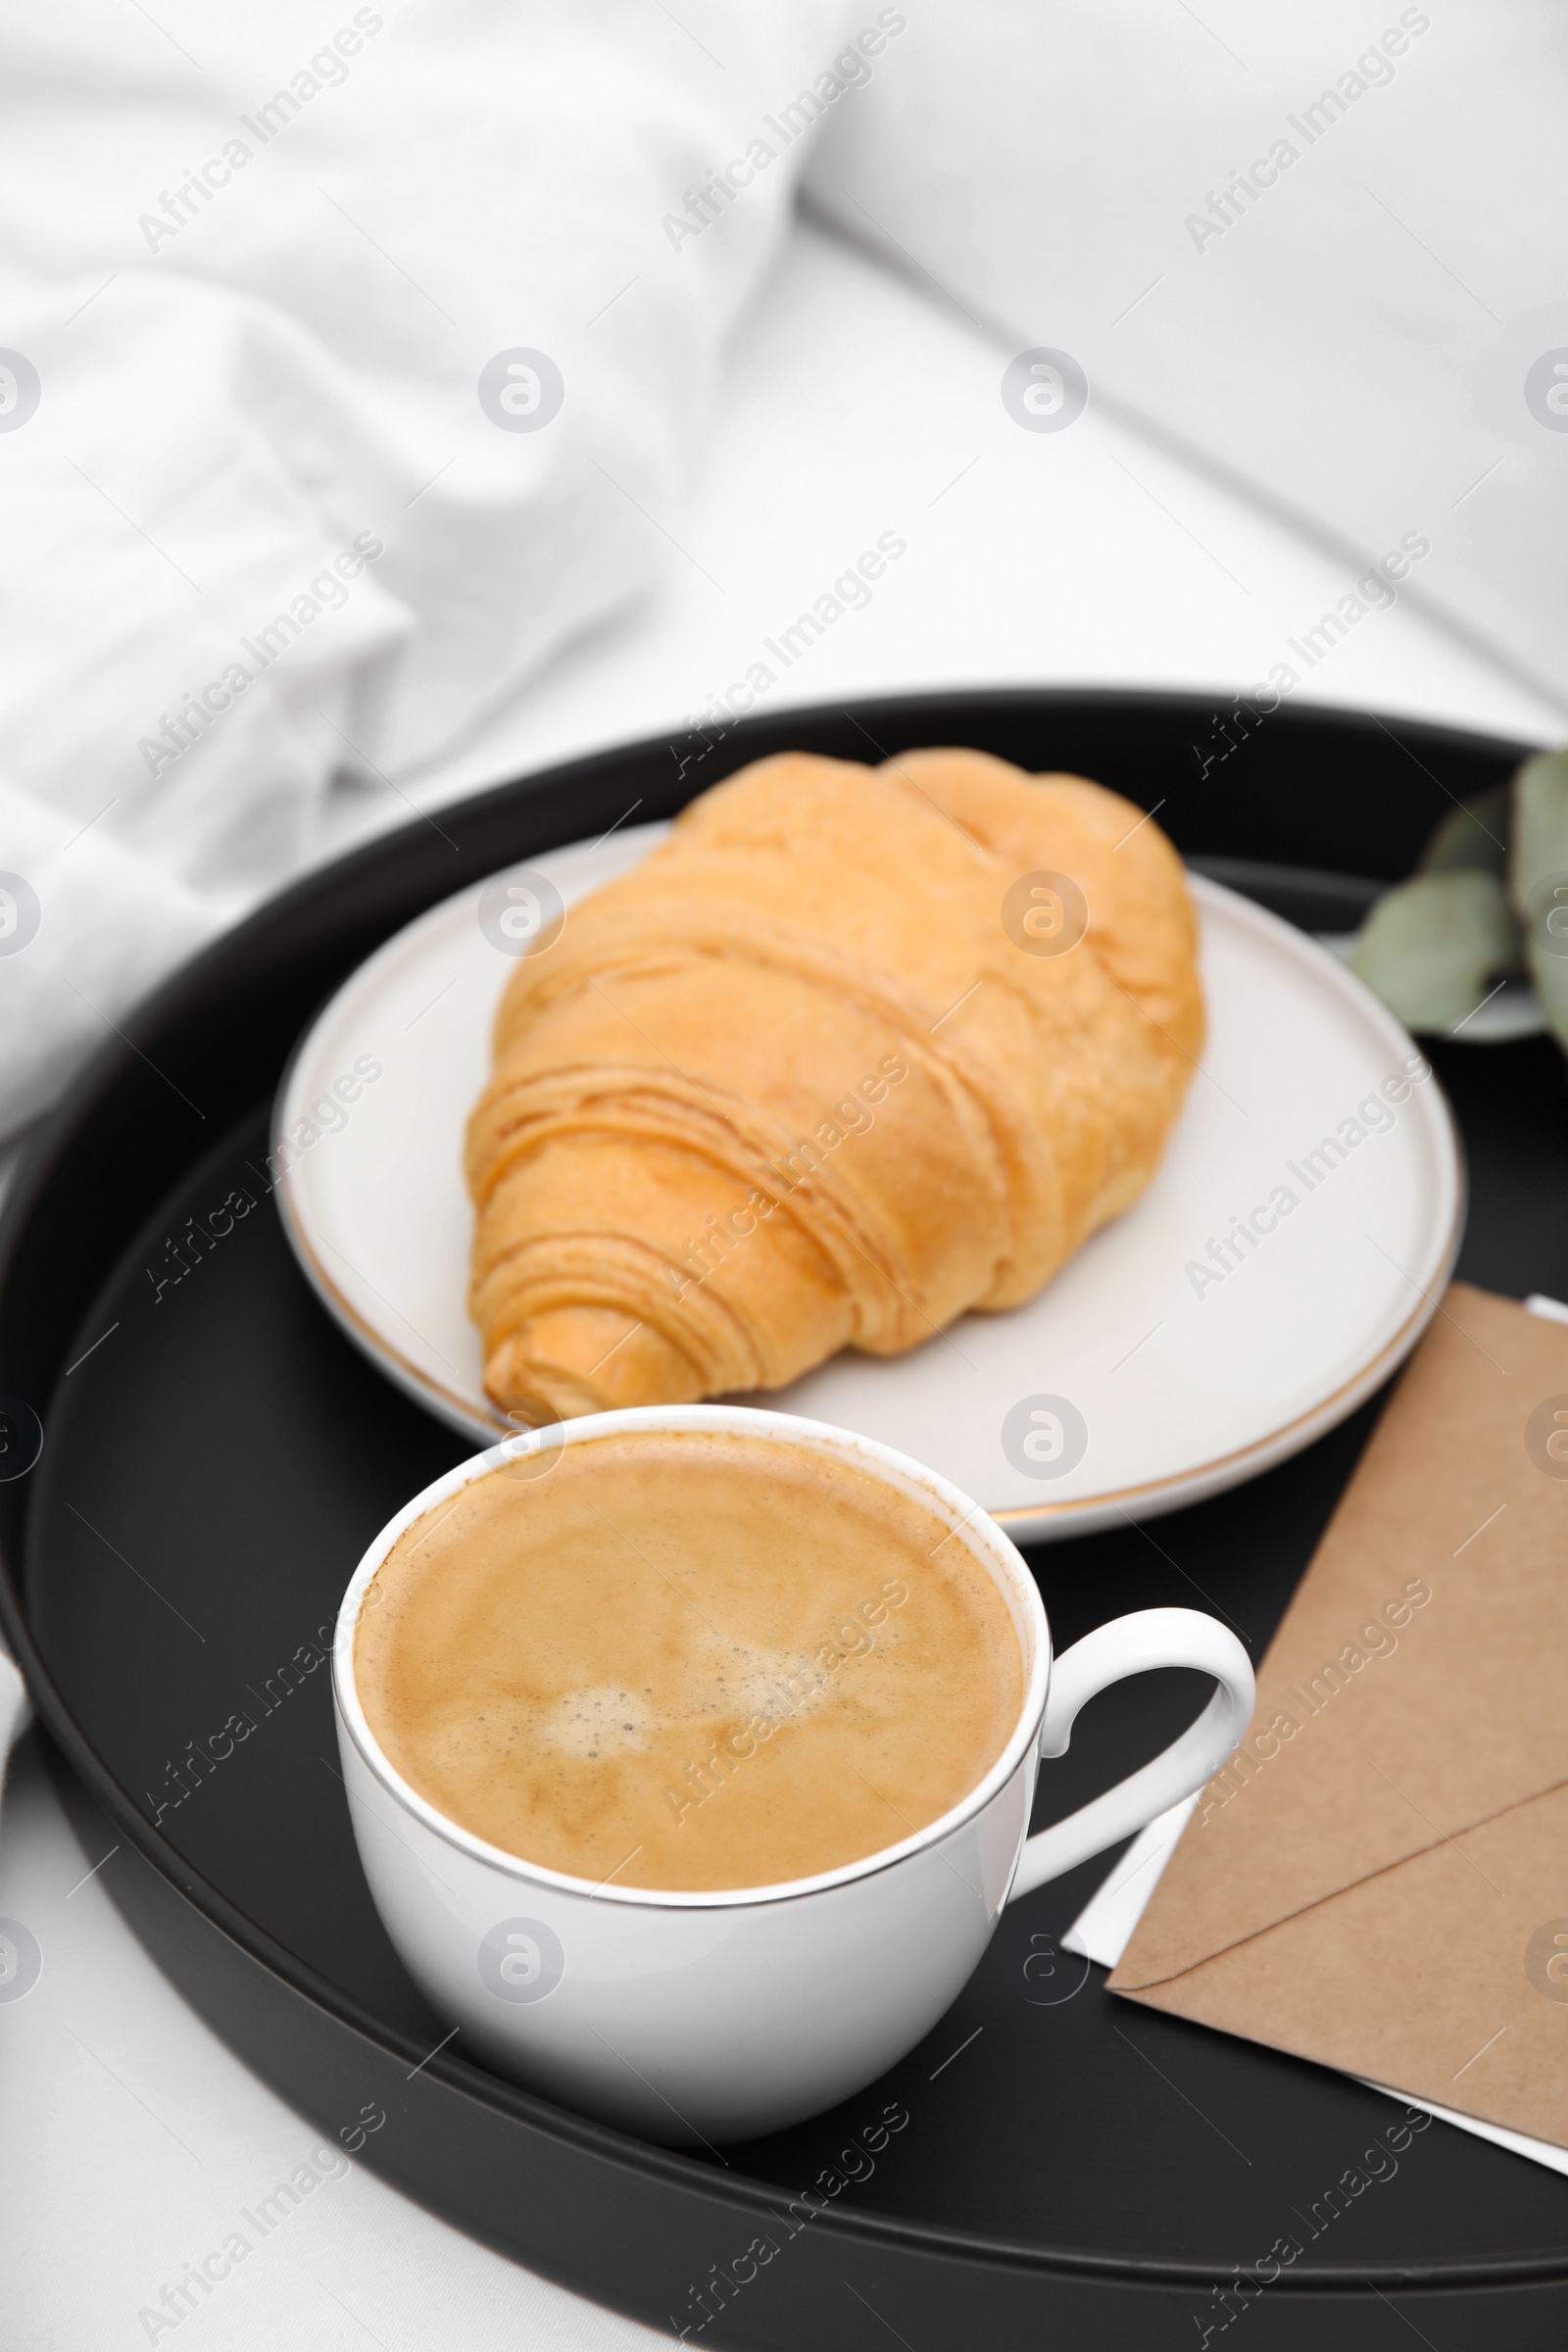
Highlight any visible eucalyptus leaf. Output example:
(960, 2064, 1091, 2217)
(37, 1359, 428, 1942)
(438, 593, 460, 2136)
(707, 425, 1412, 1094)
(1349, 868, 1522, 1031)
(1508, 748, 1568, 1054)
(1509, 748, 1568, 919)
(1417, 784, 1511, 877)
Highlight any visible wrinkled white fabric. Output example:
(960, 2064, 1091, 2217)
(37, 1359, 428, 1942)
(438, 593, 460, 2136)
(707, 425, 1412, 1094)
(0, 0, 880, 1135)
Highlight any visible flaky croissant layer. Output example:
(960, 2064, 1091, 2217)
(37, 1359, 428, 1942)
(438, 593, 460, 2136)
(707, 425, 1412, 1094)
(466, 749, 1203, 1422)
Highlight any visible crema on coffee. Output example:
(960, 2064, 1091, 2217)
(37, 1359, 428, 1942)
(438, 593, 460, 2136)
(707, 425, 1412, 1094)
(354, 1428, 1024, 1891)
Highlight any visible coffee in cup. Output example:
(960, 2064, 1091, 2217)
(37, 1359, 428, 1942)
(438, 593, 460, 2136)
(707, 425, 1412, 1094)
(355, 1425, 1024, 1891)
(334, 1404, 1253, 2142)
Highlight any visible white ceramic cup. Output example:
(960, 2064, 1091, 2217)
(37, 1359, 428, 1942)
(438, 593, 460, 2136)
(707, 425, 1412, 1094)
(333, 1404, 1253, 2146)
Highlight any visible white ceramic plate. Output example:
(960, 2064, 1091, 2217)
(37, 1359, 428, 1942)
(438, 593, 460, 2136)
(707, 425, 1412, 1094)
(274, 827, 1462, 1542)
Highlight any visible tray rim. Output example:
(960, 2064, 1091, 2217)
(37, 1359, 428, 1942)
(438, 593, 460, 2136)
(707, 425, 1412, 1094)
(4, 682, 1563, 2304)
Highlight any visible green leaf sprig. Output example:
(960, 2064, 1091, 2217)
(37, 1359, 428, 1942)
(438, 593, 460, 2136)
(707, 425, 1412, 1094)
(1349, 750, 1568, 1050)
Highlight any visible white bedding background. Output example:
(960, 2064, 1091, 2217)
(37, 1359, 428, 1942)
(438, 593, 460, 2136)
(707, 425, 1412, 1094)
(803, 0, 1568, 710)
(0, 0, 851, 1129)
(0, 0, 1563, 1138)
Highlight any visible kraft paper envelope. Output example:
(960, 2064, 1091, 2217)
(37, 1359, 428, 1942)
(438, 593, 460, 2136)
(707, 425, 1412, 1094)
(1111, 1283, 1568, 2150)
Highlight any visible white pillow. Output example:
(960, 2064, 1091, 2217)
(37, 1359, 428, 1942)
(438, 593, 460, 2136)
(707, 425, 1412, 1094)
(806, 0, 1567, 716)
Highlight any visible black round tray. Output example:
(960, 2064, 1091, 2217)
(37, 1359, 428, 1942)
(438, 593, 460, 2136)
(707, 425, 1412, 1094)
(6, 689, 1568, 2350)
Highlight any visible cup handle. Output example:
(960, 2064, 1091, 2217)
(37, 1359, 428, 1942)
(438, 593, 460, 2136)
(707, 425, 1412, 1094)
(1006, 1606, 1254, 1905)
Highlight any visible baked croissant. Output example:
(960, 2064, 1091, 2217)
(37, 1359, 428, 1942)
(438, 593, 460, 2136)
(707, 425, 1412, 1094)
(466, 748, 1202, 1422)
